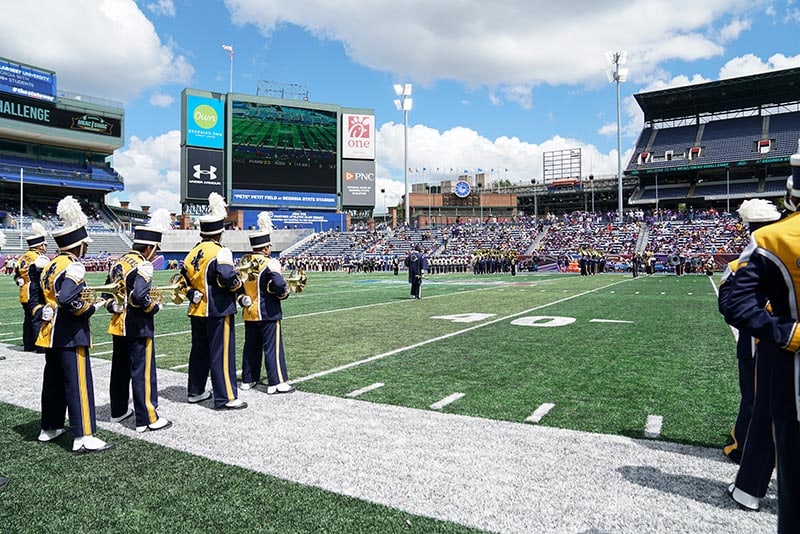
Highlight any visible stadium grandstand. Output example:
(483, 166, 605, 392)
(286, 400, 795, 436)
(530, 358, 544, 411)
(0, 56, 131, 258)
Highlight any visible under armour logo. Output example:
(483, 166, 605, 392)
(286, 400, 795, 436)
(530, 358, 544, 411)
(193, 165, 217, 180)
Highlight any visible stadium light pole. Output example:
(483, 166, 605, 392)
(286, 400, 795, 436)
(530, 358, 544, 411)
(380, 188, 386, 227)
(607, 51, 628, 224)
(19, 167, 24, 248)
(394, 84, 413, 226)
(530, 179, 538, 218)
(478, 183, 483, 225)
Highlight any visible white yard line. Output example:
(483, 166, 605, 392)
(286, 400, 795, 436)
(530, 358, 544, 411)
(645, 415, 664, 438)
(429, 392, 465, 410)
(525, 402, 556, 423)
(708, 276, 739, 342)
(346, 382, 384, 398)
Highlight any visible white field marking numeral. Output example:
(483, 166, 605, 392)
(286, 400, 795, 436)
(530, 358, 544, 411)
(510, 316, 577, 327)
(431, 313, 496, 323)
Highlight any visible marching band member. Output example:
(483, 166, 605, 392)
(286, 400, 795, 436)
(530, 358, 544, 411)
(724, 157, 800, 532)
(106, 209, 173, 432)
(405, 244, 428, 299)
(14, 222, 49, 352)
(719, 199, 781, 511)
(238, 213, 294, 394)
(0, 231, 4, 362)
(36, 196, 114, 454)
(180, 193, 246, 410)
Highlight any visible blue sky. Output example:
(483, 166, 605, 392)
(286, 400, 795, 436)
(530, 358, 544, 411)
(1, 0, 799, 213)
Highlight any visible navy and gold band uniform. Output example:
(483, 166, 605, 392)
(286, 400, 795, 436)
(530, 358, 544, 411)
(723, 210, 800, 533)
(239, 253, 290, 386)
(181, 239, 242, 407)
(36, 253, 99, 438)
(15, 248, 48, 351)
(106, 251, 163, 427)
(718, 259, 775, 501)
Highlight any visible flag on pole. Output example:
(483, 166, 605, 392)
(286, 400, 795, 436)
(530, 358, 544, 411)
(222, 44, 234, 56)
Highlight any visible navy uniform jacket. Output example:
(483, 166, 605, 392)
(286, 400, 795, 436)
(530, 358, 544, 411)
(181, 240, 241, 318)
(241, 254, 289, 322)
(36, 253, 96, 349)
(719, 259, 763, 361)
(106, 251, 159, 338)
(724, 211, 800, 421)
(405, 251, 428, 282)
(16, 249, 47, 311)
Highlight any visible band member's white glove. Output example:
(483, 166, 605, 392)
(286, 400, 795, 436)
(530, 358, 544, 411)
(34, 255, 50, 269)
(191, 291, 203, 304)
(14, 277, 24, 287)
(217, 247, 233, 265)
(65, 261, 86, 281)
(138, 261, 153, 281)
(41, 304, 54, 321)
(239, 295, 253, 307)
(111, 302, 124, 314)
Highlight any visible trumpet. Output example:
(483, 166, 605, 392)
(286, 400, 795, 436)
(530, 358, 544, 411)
(81, 281, 125, 305)
(236, 254, 263, 282)
(150, 273, 189, 305)
(285, 268, 308, 294)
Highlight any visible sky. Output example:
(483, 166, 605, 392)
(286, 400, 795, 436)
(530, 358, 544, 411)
(1, 0, 799, 214)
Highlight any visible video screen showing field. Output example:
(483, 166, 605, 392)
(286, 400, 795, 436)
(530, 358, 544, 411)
(231, 100, 337, 193)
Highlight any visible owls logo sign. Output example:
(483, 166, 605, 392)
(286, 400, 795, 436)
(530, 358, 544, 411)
(342, 113, 375, 160)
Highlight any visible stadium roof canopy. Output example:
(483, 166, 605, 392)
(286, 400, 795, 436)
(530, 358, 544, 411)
(634, 67, 800, 122)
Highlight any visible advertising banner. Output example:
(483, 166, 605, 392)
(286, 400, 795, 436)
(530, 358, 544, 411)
(0, 58, 57, 102)
(341, 159, 376, 207)
(342, 113, 375, 159)
(242, 209, 343, 231)
(0, 92, 122, 138)
(186, 94, 225, 149)
(185, 147, 225, 200)
(231, 189, 337, 210)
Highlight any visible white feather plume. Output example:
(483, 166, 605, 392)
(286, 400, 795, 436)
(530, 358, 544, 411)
(207, 192, 228, 218)
(31, 221, 47, 237)
(737, 198, 780, 223)
(257, 212, 273, 234)
(146, 208, 173, 234)
(0, 231, 6, 249)
(56, 196, 88, 228)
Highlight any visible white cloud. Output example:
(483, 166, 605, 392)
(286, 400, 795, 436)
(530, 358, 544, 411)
(375, 121, 627, 210)
(149, 91, 175, 107)
(0, 0, 193, 102)
(719, 52, 800, 79)
(224, 0, 759, 106)
(111, 130, 181, 212)
(147, 0, 175, 17)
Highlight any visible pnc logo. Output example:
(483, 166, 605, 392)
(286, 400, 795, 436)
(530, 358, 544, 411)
(193, 104, 218, 129)
(345, 171, 375, 181)
(193, 164, 217, 180)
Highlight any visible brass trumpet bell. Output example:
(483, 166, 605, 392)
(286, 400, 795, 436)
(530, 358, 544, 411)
(236, 254, 263, 282)
(285, 268, 307, 294)
(151, 273, 189, 305)
(81, 281, 125, 305)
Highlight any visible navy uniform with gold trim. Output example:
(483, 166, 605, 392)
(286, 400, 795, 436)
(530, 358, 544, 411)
(239, 216, 295, 394)
(405, 245, 428, 299)
(724, 167, 800, 531)
(14, 224, 49, 352)
(107, 211, 173, 433)
(180, 193, 246, 410)
(35, 196, 114, 454)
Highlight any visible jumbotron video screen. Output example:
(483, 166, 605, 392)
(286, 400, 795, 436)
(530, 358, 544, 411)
(230, 99, 338, 194)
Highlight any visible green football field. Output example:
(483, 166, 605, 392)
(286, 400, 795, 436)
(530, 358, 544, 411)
(0, 270, 741, 532)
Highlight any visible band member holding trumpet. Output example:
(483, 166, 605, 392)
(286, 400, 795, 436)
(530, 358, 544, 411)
(181, 193, 246, 410)
(36, 196, 115, 454)
(239, 213, 294, 394)
(106, 209, 173, 432)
